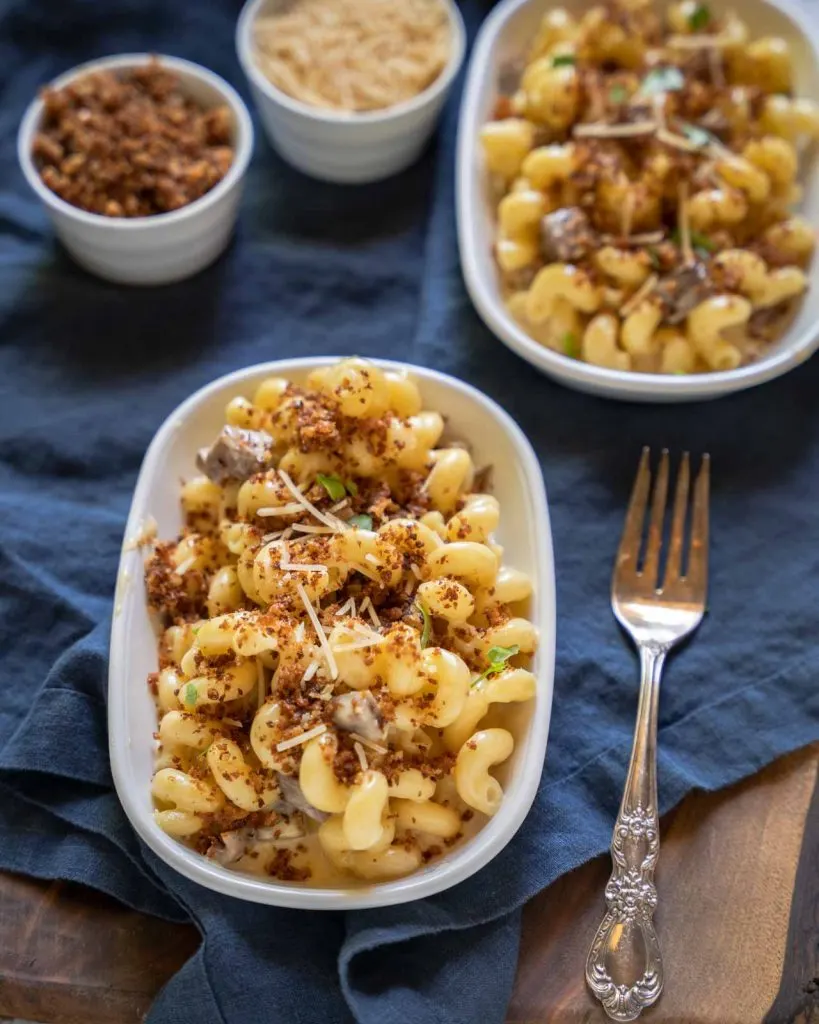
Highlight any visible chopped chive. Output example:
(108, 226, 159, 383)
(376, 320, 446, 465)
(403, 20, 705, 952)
(638, 66, 684, 96)
(345, 479, 359, 497)
(551, 54, 576, 67)
(182, 682, 198, 707)
(316, 473, 346, 501)
(647, 248, 661, 270)
(472, 644, 520, 686)
(347, 513, 373, 531)
(609, 84, 628, 104)
(415, 602, 432, 649)
(563, 332, 579, 359)
(671, 229, 716, 254)
(688, 3, 711, 31)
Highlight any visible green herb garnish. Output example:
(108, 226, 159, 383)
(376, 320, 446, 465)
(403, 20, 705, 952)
(182, 682, 198, 707)
(688, 3, 711, 31)
(473, 644, 520, 686)
(690, 232, 717, 254)
(562, 332, 579, 358)
(638, 66, 684, 96)
(679, 121, 718, 148)
(551, 53, 576, 67)
(316, 473, 347, 501)
(345, 479, 359, 497)
(647, 248, 661, 270)
(347, 513, 373, 531)
(416, 602, 431, 649)
(671, 228, 716, 254)
(609, 84, 628, 104)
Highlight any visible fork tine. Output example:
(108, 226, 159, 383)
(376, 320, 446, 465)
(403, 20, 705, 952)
(663, 452, 690, 587)
(614, 447, 651, 580)
(687, 454, 710, 596)
(642, 449, 670, 588)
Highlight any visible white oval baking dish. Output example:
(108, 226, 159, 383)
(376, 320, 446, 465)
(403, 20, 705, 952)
(109, 358, 556, 909)
(457, 0, 819, 402)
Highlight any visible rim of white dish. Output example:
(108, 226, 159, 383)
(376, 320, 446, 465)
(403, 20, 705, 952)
(109, 356, 556, 909)
(235, 0, 467, 127)
(456, 0, 819, 401)
(17, 53, 255, 231)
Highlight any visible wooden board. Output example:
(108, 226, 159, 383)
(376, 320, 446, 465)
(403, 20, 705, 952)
(0, 745, 817, 1024)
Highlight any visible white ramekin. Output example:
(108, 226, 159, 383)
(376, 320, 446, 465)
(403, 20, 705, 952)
(457, 0, 819, 402)
(235, 0, 466, 184)
(109, 357, 556, 909)
(17, 54, 254, 286)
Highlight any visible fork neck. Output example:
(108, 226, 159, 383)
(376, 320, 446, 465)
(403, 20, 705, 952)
(622, 641, 668, 815)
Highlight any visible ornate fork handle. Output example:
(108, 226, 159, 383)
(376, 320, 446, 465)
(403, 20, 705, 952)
(586, 641, 668, 1022)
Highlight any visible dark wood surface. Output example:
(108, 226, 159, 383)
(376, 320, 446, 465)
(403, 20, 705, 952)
(0, 745, 817, 1024)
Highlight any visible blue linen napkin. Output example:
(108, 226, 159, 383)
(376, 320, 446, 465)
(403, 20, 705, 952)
(1, 0, 818, 1021)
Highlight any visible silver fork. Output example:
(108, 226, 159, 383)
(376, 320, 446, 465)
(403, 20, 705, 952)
(585, 448, 710, 1022)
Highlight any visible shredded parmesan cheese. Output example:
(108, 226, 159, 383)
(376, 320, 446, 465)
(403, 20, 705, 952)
(409, 563, 422, 579)
(620, 189, 636, 240)
(174, 557, 196, 576)
(256, 502, 307, 517)
(364, 553, 381, 566)
(351, 622, 383, 643)
(317, 685, 335, 701)
(620, 274, 659, 317)
(331, 638, 385, 653)
(678, 183, 694, 265)
(300, 661, 319, 684)
(601, 231, 665, 246)
(652, 93, 667, 132)
(668, 33, 729, 49)
(334, 597, 356, 618)
(350, 732, 388, 755)
(573, 120, 656, 139)
(352, 561, 382, 583)
(291, 523, 337, 535)
(360, 596, 382, 629)
(656, 128, 703, 154)
(276, 723, 327, 752)
(278, 469, 346, 532)
(354, 741, 369, 771)
(297, 582, 338, 680)
(252, 0, 452, 114)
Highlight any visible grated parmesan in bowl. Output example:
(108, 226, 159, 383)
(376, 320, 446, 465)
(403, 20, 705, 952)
(235, 0, 466, 183)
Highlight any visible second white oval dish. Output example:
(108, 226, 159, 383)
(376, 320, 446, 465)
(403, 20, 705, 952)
(456, 0, 819, 402)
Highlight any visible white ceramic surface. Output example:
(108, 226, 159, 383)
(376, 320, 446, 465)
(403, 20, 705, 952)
(109, 358, 556, 909)
(235, 0, 466, 184)
(18, 54, 254, 286)
(457, 0, 819, 402)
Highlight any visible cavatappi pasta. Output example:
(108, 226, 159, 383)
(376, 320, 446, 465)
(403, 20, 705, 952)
(144, 359, 538, 885)
(481, 0, 818, 375)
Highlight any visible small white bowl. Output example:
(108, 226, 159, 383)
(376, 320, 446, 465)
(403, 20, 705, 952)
(457, 0, 819, 402)
(235, 0, 466, 184)
(18, 54, 254, 286)
(109, 357, 556, 909)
